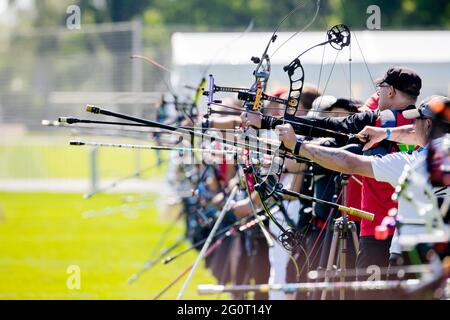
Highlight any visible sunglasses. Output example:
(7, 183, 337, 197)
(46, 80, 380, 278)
(376, 82, 391, 92)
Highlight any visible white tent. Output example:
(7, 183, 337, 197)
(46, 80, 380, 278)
(172, 30, 450, 65)
(172, 30, 450, 103)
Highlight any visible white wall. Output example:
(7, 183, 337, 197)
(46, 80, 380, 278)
(172, 30, 450, 109)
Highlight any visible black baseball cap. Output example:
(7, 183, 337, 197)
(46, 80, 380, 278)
(377, 67, 422, 97)
(403, 95, 450, 120)
(328, 98, 361, 113)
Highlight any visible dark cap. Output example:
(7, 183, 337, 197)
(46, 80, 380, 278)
(329, 98, 361, 113)
(403, 95, 450, 120)
(378, 67, 422, 97)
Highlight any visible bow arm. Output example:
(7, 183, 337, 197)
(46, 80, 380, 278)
(294, 141, 375, 178)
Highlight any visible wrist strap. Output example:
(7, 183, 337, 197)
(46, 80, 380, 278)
(294, 139, 303, 155)
(202, 117, 210, 129)
(384, 128, 391, 140)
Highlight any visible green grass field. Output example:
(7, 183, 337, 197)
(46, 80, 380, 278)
(0, 141, 167, 179)
(0, 192, 221, 300)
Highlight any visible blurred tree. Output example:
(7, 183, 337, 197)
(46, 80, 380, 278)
(20, 0, 448, 31)
(105, 0, 152, 22)
(2, 0, 448, 121)
(330, 0, 450, 30)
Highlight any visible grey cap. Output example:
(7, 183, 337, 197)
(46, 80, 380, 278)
(307, 95, 337, 117)
(403, 95, 450, 120)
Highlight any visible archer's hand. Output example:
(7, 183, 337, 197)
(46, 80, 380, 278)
(231, 198, 252, 218)
(181, 118, 194, 127)
(240, 112, 262, 128)
(275, 124, 297, 151)
(356, 126, 387, 151)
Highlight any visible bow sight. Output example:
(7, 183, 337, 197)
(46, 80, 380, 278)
(202, 24, 351, 115)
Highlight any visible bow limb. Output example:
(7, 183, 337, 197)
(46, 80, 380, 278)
(237, 165, 274, 248)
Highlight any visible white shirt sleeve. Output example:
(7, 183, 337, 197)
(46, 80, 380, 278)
(371, 152, 414, 187)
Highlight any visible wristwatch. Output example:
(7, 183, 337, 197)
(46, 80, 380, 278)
(294, 138, 304, 155)
(201, 116, 210, 130)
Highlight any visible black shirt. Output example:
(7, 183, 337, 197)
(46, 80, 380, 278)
(261, 110, 380, 145)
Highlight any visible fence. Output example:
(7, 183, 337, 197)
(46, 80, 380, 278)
(0, 21, 170, 130)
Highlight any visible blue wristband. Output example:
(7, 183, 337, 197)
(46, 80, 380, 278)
(385, 128, 391, 140)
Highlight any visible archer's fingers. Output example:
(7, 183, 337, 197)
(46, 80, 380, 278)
(355, 133, 368, 142)
(363, 140, 375, 151)
(240, 112, 248, 123)
(275, 124, 291, 131)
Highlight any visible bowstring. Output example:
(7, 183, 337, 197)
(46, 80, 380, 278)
(352, 30, 377, 92)
(271, 0, 321, 58)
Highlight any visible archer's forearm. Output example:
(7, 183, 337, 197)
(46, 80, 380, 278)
(388, 125, 419, 146)
(298, 143, 374, 178)
(299, 143, 353, 174)
(210, 116, 242, 129)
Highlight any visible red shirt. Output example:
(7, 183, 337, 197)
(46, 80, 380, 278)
(359, 93, 379, 112)
(346, 175, 362, 222)
(360, 177, 396, 236)
(359, 110, 415, 237)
